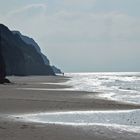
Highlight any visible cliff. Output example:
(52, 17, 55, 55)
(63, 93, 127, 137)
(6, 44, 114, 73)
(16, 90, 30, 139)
(0, 30, 6, 83)
(52, 66, 62, 74)
(12, 31, 50, 65)
(13, 31, 62, 74)
(0, 24, 55, 76)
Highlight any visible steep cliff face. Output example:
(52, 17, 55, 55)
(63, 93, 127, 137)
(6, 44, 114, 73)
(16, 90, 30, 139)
(52, 66, 62, 74)
(0, 30, 6, 82)
(13, 31, 63, 74)
(13, 31, 50, 65)
(0, 24, 55, 76)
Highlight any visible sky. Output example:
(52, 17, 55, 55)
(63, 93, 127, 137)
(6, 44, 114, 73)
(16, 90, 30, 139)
(0, 0, 140, 72)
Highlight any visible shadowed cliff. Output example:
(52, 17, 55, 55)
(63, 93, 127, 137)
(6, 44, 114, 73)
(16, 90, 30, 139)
(0, 29, 11, 83)
(0, 29, 6, 83)
(0, 24, 55, 76)
(13, 30, 62, 74)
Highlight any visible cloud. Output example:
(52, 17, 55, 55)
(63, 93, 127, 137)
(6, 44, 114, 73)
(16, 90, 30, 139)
(6, 3, 47, 18)
(4, 1, 140, 44)
(1, 1, 140, 71)
(2, 3, 48, 38)
(2, 3, 140, 45)
(62, 0, 96, 5)
(43, 9, 140, 71)
(45, 10, 140, 43)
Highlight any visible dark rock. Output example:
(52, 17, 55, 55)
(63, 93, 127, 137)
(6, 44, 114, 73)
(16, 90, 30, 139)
(0, 28, 6, 83)
(12, 31, 50, 65)
(4, 78, 11, 83)
(0, 78, 11, 84)
(13, 31, 62, 74)
(51, 65, 63, 74)
(0, 24, 55, 76)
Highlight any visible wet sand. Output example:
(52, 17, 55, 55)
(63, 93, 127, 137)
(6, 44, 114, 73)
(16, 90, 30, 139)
(0, 76, 140, 140)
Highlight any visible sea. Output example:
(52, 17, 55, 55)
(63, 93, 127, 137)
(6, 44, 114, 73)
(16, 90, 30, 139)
(64, 72, 140, 104)
(12, 72, 140, 132)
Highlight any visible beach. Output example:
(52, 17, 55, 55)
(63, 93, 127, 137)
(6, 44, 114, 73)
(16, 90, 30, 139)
(0, 76, 140, 140)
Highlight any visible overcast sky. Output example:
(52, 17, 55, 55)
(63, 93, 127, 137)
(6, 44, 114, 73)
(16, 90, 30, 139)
(0, 0, 140, 72)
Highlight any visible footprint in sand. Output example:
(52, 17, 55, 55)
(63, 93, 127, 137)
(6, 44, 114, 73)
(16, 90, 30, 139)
(0, 126, 6, 129)
(20, 125, 28, 129)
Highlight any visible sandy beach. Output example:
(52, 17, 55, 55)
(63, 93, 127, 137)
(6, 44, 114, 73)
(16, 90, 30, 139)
(0, 76, 140, 140)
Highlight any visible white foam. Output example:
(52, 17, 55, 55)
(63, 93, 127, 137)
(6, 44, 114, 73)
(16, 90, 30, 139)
(17, 88, 71, 91)
(11, 110, 140, 133)
(64, 72, 140, 104)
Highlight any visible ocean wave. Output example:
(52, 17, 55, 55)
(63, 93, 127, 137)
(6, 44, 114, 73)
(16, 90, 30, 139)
(65, 72, 140, 104)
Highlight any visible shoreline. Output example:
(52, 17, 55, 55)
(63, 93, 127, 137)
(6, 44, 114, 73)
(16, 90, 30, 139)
(0, 76, 140, 140)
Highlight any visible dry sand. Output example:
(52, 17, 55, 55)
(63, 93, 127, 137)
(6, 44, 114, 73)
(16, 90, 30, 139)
(0, 76, 140, 140)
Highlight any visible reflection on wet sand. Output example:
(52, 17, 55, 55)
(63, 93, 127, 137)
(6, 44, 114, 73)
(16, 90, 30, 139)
(11, 109, 140, 133)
